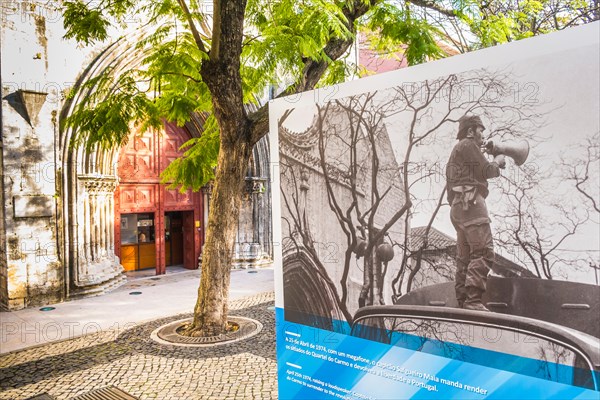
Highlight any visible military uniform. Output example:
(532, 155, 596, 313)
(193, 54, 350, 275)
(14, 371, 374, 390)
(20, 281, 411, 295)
(446, 117, 502, 310)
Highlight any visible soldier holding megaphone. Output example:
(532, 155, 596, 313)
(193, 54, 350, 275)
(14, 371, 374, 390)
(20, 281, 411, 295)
(445, 114, 529, 312)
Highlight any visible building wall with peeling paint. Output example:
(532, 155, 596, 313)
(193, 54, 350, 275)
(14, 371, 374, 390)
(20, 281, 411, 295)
(0, 90, 7, 310)
(1, 1, 87, 309)
(2, 2, 154, 309)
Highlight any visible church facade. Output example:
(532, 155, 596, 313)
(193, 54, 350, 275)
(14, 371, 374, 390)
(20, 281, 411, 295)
(0, 2, 272, 311)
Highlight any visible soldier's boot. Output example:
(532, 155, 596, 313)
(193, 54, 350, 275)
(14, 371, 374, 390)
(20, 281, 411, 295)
(463, 287, 489, 311)
(457, 298, 465, 308)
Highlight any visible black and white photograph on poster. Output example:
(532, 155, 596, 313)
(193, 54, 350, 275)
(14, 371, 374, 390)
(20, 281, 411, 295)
(277, 24, 600, 368)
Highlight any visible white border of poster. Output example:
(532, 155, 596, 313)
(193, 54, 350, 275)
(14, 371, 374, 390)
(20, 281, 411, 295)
(270, 22, 599, 400)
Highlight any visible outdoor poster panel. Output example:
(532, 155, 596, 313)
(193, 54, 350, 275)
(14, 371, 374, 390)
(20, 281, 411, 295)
(269, 22, 600, 399)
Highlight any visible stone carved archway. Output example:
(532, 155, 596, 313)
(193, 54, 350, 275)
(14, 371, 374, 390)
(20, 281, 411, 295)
(60, 30, 156, 296)
(282, 248, 346, 331)
(60, 28, 273, 297)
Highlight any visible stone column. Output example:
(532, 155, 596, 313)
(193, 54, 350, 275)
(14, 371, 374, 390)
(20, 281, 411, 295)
(75, 175, 121, 286)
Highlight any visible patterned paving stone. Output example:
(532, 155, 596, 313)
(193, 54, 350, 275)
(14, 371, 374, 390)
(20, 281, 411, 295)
(0, 292, 277, 400)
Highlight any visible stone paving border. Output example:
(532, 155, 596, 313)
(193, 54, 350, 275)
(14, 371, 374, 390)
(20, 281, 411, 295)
(151, 316, 263, 347)
(0, 292, 277, 400)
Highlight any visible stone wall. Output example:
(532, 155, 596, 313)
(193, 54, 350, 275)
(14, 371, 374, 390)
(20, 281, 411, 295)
(0, 110, 7, 310)
(0, 1, 120, 309)
(1, 1, 66, 308)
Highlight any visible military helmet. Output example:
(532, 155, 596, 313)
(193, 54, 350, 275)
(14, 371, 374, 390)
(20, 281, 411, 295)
(457, 115, 484, 139)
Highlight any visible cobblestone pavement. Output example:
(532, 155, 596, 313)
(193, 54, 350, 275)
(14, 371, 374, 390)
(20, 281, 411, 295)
(0, 292, 277, 400)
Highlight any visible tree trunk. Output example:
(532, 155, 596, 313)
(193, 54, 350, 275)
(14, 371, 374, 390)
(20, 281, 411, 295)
(181, 139, 252, 336)
(180, 0, 251, 336)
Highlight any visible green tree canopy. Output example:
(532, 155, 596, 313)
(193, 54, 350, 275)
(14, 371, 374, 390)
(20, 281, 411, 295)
(63, 0, 598, 188)
(61, 0, 597, 335)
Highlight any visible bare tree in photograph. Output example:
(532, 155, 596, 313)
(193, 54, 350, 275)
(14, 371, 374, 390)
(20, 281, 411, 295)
(561, 132, 600, 215)
(279, 158, 354, 323)
(390, 178, 450, 301)
(400, 188, 449, 294)
(319, 95, 406, 308)
(491, 131, 599, 280)
(492, 164, 590, 280)
(385, 68, 546, 297)
(281, 91, 406, 321)
(281, 67, 547, 326)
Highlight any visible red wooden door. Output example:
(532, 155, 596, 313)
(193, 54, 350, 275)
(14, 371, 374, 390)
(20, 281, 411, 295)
(115, 123, 203, 274)
(182, 211, 196, 269)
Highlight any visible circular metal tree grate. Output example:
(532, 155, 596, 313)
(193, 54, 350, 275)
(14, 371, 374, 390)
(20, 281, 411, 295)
(150, 316, 263, 347)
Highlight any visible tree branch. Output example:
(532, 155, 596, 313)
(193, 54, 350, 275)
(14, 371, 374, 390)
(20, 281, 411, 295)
(248, 0, 380, 144)
(177, 0, 208, 54)
(407, 0, 457, 18)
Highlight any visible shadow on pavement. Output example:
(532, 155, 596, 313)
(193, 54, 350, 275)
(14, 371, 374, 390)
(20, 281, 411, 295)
(0, 300, 275, 392)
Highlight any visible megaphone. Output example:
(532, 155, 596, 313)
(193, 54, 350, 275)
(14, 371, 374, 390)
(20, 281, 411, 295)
(484, 140, 530, 166)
